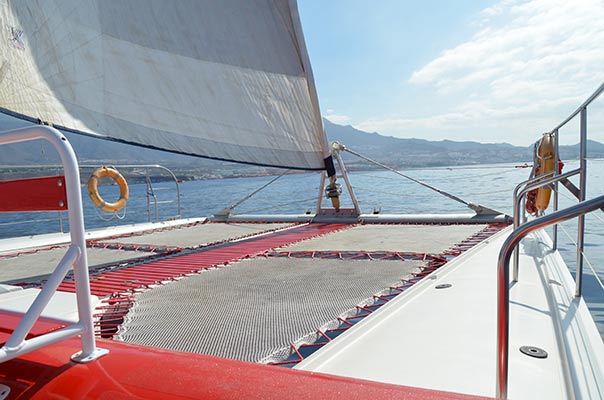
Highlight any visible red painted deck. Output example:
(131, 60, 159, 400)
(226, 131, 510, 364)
(0, 336, 494, 400)
(0, 312, 65, 346)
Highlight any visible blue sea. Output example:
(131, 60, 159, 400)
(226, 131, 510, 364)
(1, 160, 603, 337)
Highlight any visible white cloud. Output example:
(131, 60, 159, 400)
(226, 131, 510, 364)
(356, 94, 583, 139)
(378, 0, 604, 144)
(324, 109, 352, 125)
(477, 0, 518, 25)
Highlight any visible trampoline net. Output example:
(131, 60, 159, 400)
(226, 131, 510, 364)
(118, 256, 423, 362)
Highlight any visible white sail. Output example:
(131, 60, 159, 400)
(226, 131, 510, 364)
(0, 0, 330, 170)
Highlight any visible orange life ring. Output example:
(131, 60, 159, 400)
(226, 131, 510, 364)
(88, 166, 129, 212)
(526, 134, 561, 215)
(534, 133, 556, 211)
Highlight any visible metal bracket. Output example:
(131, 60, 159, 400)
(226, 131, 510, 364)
(315, 142, 361, 217)
(559, 177, 580, 199)
(467, 202, 505, 217)
(213, 207, 233, 219)
(71, 347, 110, 364)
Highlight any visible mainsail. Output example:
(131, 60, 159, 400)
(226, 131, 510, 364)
(0, 0, 331, 170)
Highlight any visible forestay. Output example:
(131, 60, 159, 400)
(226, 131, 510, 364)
(0, 0, 330, 170)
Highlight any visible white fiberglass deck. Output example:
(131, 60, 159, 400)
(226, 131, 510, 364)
(296, 227, 604, 399)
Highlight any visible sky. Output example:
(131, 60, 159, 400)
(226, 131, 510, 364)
(298, 0, 604, 145)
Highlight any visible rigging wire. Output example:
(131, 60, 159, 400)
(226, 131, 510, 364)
(354, 174, 516, 197)
(355, 173, 411, 182)
(240, 196, 317, 214)
(589, 208, 604, 226)
(471, 188, 513, 196)
(550, 186, 604, 291)
(435, 164, 531, 170)
(355, 166, 522, 186)
(458, 168, 529, 180)
(343, 147, 471, 207)
(553, 186, 604, 226)
(216, 170, 290, 214)
(557, 223, 604, 292)
(350, 183, 511, 208)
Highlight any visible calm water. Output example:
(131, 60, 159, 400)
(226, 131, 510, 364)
(1, 160, 603, 336)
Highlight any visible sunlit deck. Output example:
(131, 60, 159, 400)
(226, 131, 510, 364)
(296, 227, 604, 399)
(0, 219, 492, 359)
(1, 218, 602, 399)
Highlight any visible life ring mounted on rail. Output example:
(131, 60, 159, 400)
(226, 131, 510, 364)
(88, 166, 129, 212)
(525, 133, 563, 216)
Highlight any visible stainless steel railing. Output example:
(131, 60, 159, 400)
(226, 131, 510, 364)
(498, 80, 604, 399)
(0, 164, 182, 235)
(512, 81, 604, 292)
(511, 168, 581, 280)
(81, 164, 182, 222)
(496, 194, 604, 399)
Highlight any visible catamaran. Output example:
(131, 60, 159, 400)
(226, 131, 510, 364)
(0, 1, 602, 399)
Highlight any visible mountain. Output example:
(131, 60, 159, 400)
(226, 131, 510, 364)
(322, 119, 604, 169)
(0, 114, 190, 165)
(323, 119, 529, 168)
(0, 112, 602, 174)
(0, 113, 269, 180)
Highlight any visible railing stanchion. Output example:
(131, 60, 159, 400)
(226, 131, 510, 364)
(504, 82, 604, 397)
(553, 128, 559, 249)
(512, 168, 581, 281)
(576, 108, 588, 297)
(0, 126, 108, 364)
(497, 195, 604, 399)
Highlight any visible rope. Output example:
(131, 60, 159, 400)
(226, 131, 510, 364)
(342, 147, 489, 211)
(0, 244, 67, 260)
(93, 205, 127, 221)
